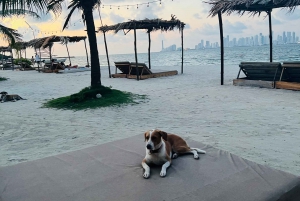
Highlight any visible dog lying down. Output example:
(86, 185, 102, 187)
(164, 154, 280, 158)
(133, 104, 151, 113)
(142, 129, 206, 178)
(0, 91, 26, 103)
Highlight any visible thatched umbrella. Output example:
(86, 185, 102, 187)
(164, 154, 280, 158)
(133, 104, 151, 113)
(26, 35, 88, 66)
(99, 16, 185, 80)
(206, 0, 300, 85)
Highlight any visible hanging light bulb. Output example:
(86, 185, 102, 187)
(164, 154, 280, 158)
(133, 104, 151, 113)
(147, 2, 149, 7)
(127, 5, 129, 9)
(159, 0, 162, 6)
(110, 5, 112, 9)
(137, 4, 139, 9)
(118, 6, 120, 9)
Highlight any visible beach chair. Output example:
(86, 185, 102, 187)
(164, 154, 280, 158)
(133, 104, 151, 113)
(114, 61, 131, 75)
(234, 62, 287, 88)
(274, 61, 300, 90)
(237, 62, 283, 81)
(280, 61, 300, 82)
(129, 62, 152, 76)
(112, 61, 178, 80)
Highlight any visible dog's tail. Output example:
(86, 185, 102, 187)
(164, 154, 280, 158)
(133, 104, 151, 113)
(191, 148, 206, 154)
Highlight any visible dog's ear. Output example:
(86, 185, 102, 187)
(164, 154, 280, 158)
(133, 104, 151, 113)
(159, 130, 168, 141)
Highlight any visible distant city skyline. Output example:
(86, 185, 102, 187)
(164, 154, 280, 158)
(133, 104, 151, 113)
(162, 31, 300, 51)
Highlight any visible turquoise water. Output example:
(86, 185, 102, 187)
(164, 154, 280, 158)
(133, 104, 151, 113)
(73, 44, 300, 67)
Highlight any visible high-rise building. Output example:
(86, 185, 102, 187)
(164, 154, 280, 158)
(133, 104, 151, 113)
(292, 32, 296, 43)
(283, 31, 287, 43)
(287, 32, 292, 43)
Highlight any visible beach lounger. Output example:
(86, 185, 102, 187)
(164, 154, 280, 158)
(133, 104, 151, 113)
(112, 62, 178, 80)
(114, 61, 131, 75)
(234, 62, 285, 88)
(129, 62, 152, 76)
(276, 61, 300, 90)
(1, 135, 300, 201)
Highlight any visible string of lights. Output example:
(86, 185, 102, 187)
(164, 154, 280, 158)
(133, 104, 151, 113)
(18, 0, 175, 35)
(101, 0, 174, 9)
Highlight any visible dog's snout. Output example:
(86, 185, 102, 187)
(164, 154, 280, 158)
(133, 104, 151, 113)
(146, 144, 152, 150)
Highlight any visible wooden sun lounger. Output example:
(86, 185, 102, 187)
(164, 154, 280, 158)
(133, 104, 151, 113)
(114, 61, 131, 75)
(276, 61, 300, 90)
(234, 62, 285, 88)
(112, 62, 178, 80)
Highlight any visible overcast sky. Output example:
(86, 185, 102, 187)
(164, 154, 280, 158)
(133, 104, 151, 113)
(1, 0, 300, 57)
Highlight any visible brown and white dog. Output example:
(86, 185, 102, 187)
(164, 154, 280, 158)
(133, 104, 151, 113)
(0, 91, 26, 103)
(141, 129, 206, 178)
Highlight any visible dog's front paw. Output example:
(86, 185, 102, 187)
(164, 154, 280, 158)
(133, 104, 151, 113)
(143, 172, 150, 179)
(194, 154, 199, 159)
(160, 170, 167, 177)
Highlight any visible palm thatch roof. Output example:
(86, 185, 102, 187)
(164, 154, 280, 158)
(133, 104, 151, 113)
(26, 35, 87, 49)
(0, 46, 12, 52)
(98, 16, 185, 34)
(207, 0, 300, 17)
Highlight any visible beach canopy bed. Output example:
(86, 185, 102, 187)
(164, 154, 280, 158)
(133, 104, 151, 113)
(98, 16, 185, 80)
(1, 135, 300, 201)
(206, 0, 300, 86)
(26, 35, 90, 72)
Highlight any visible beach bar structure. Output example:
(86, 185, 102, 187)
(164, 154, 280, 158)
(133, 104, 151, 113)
(206, 0, 300, 85)
(98, 17, 185, 80)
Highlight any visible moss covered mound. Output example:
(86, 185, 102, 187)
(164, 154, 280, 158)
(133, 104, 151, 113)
(43, 85, 147, 110)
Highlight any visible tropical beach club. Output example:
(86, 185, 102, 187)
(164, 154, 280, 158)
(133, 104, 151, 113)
(1, 0, 300, 201)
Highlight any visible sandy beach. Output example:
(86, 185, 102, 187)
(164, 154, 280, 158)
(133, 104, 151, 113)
(1, 65, 300, 176)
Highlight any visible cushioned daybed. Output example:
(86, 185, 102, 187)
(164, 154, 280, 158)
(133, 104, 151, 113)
(1, 135, 300, 201)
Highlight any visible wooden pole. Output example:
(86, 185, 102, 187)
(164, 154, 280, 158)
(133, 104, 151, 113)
(65, 43, 72, 65)
(83, 39, 90, 66)
(103, 32, 111, 78)
(181, 26, 183, 74)
(148, 31, 151, 69)
(11, 50, 14, 71)
(134, 23, 139, 81)
(268, 10, 273, 62)
(218, 11, 224, 85)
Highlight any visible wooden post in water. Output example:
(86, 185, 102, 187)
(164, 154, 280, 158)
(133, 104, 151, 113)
(218, 11, 224, 85)
(268, 10, 273, 62)
(103, 31, 111, 78)
(83, 39, 90, 66)
(148, 31, 151, 69)
(181, 26, 183, 74)
(134, 23, 139, 81)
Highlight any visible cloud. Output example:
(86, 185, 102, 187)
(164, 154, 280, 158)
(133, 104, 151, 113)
(26, 13, 53, 23)
(184, 24, 191, 29)
(198, 23, 219, 35)
(109, 12, 125, 23)
(273, 7, 300, 21)
(193, 13, 202, 19)
(134, 3, 160, 19)
(223, 20, 247, 34)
